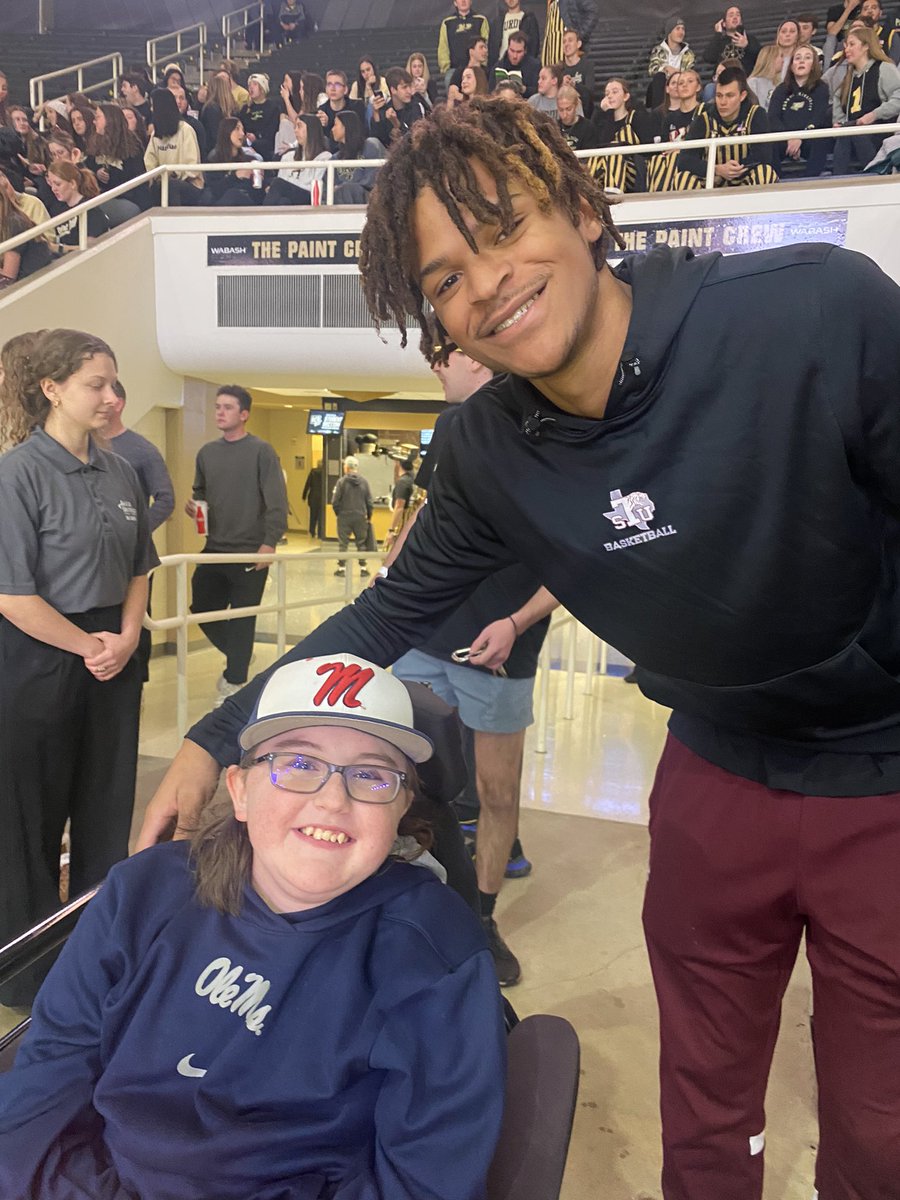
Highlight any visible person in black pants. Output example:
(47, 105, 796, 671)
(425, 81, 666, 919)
(302, 460, 324, 538)
(185, 385, 288, 709)
(0, 328, 156, 1006)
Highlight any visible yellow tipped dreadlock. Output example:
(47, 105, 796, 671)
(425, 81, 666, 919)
(359, 95, 624, 366)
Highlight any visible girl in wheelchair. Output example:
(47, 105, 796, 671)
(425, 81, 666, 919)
(0, 655, 506, 1199)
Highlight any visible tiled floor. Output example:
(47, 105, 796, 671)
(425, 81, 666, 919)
(1, 546, 819, 1197)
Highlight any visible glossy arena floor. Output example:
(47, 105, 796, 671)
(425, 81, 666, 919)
(3, 541, 819, 1198)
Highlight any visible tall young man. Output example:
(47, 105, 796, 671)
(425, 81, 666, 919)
(438, 0, 491, 83)
(488, 0, 540, 64)
(142, 99, 900, 1200)
(185, 386, 287, 706)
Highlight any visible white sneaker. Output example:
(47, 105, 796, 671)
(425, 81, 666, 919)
(214, 676, 244, 708)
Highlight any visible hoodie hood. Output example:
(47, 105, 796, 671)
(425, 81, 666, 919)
(508, 246, 720, 437)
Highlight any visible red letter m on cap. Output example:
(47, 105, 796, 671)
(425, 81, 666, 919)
(313, 662, 375, 709)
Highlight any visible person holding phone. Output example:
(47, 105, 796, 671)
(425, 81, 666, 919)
(703, 5, 760, 74)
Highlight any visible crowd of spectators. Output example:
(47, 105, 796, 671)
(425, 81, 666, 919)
(2, 1, 900, 286)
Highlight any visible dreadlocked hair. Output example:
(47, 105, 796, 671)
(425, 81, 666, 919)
(359, 95, 625, 366)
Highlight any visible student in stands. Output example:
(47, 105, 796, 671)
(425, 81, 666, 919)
(0, 166, 55, 253)
(489, 0, 540, 64)
(276, 0, 306, 45)
(527, 63, 564, 115)
(265, 113, 330, 206)
(494, 31, 541, 97)
(447, 65, 491, 110)
(647, 17, 695, 109)
(330, 111, 384, 203)
(438, 0, 491, 86)
(646, 71, 695, 192)
(199, 71, 236, 149)
(144, 89, 206, 206)
(556, 83, 596, 150)
(349, 57, 388, 108)
(0, 70, 10, 127)
(542, 0, 599, 68)
(86, 103, 150, 208)
(170, 86, 209, 159)
(163, 64, 194, 110)
(369, 68, 428, 146)
(66, 104, 95, 155)
(6, 105, 50, 184)
(317, 70, 366, 149)
(0, 184, 52, 286)
(860, 0, 900, 62)
(674, 65, 777, 189)
(448, 35, 494, 93)
(797, 12, 825, 59)
(768, 44, 832, 176)
(0, 654, 506, 1199)
(120, 104, 148, 147)
(703, 5, 760, 74)
(119, 75, 152, 125)
(239, 74, 280, 162)
(747, 43, 787, 110)
(300, 71, 327, 114)
(45, 161, 110, 247)
(407, 52, 438, 109)
(561, 27, 595, 116)
(832, 24, 900, 171)
(205, 118, 262, 206)
(588, 76, 657, 193)
(220, 60, 250, 109)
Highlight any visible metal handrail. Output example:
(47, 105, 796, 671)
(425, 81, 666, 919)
(29, 53, 124, 128)
(222, 1, 266, 60)
(0, 887, 98, 1008)
(3, 122, 899, 269)
(147, 22, 207, 85)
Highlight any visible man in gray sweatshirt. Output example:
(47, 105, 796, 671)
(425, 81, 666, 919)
(332, 455, 373, 578)
(185, 385, 288, 705)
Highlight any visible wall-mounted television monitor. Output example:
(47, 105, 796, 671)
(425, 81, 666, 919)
(419, 428, 434, 457)
(307, 410, 345, 436)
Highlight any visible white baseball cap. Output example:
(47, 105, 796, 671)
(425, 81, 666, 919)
(239, 654, 433, 763)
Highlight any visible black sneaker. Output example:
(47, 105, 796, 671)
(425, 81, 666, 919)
(481, 917, 521, 987)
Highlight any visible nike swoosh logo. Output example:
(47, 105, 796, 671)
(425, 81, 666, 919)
(176, 1054, 208, 1078)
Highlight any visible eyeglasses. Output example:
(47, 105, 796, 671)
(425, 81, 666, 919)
(244, 752, 408, 804)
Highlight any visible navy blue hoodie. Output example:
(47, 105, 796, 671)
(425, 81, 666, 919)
(192, 244, 900, 796)
(0, 843, 505, 1199)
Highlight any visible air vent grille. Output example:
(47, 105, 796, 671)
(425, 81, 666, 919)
(217, 275, 321, 328)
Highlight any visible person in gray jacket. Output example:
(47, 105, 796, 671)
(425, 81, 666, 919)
(332, 455, 372, 578)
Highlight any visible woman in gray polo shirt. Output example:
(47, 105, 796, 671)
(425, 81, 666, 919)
(0, 328, 157, 1006)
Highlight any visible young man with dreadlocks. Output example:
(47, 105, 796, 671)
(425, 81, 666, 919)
(141, 96, 900, 1200)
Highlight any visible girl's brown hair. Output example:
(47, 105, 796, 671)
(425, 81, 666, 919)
(0, 330, 45, 450)
(190, 765, 432, 915)
(87, 102, 143, 162)
(840, 27, 892, 107)
(205, 72, 237, 119)
(0, 328, 115, 442)
(48, 159, 101, 200)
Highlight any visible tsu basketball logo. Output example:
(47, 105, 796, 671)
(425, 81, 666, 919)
(604, 489, 656, 532)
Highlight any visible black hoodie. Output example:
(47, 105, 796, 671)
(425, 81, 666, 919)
(193, 244, 900, 796)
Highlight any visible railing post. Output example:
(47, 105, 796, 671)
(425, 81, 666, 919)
(161, 169, 170, 207)
(259, 1, 265, 56)
(704, 143, 717, 190)
(583, 634, 597, 696)
(344, 557, 354, 603)
(326, 162, 335, 206)
(276, 560, 287, 657)
(77, 66, 83, 93)
(535, 639, 551, 754)
(564, 620, 577, 720)
(199, 28, 206, 85)
(78, 211, 88, 251)
(176, 560, 189, 737)
(599, 639, 609, 677)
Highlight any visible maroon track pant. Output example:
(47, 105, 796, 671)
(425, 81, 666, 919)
(642, 735, 900, 1200)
